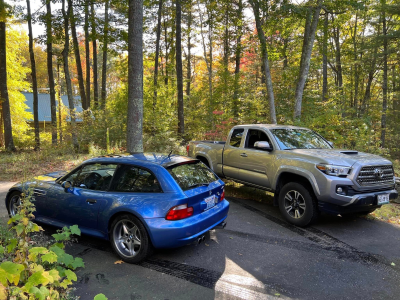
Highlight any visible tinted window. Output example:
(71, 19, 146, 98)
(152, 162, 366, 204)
(167, 162, 218, 191)
(245, 129, 272, 149)
(65, 163, 117, 191)
(229, 128, 244, 147)
(271, 129, 331, 150)
(112, 165, 162, 193)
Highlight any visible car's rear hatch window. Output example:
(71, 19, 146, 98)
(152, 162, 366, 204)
(166, 161, 218, 191)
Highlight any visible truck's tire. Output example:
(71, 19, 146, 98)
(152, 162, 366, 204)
(278, 182, 318, 227)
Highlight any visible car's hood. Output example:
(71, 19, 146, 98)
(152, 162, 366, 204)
(34, 170, 68, 183)
(289, 149, 392, 167)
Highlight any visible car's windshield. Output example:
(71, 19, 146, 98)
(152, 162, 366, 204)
(271, 129, 331, 150)
(167, 162, 218, 191)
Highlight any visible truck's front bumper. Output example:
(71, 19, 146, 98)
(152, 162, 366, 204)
(318, 189, 398, 215)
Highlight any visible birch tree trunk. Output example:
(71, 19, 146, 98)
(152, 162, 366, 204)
(293, 0, 322, 120)
(127, 0, 144, 153)
(249, 0, 276, 124)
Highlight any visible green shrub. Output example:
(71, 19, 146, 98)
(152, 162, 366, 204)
(0, 188, 84, 299)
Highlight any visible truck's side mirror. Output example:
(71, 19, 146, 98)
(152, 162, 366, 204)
(61, 181, 73, 193)
(254, 141, 273, 151)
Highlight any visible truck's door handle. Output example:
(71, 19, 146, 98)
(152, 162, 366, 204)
(86, 199, 97, 204)
(240, 153, 248, 157)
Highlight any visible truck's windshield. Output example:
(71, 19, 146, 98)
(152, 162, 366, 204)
(271, 129, 331, 150)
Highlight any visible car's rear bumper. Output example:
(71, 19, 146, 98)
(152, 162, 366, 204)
(144, 199, 230, 248)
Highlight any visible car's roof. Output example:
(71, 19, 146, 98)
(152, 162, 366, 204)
(234, 124, 310, 130)
(84, 153, 198, 169)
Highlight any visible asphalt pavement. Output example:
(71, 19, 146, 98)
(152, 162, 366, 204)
(1, 182, 400, 300)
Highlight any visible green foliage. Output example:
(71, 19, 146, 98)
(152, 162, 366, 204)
(0, 188, 84, 299)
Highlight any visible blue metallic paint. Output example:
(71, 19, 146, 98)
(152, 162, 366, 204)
(5, 153, 230, 249)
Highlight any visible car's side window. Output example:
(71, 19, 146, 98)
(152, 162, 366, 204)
(66, 163, 118, 191)
(111, 165, 162, 193)
(229, 128, 244, 147)
(245, 129, 272, 149)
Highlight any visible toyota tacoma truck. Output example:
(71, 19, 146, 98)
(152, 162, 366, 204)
(187, 124, 398, 226)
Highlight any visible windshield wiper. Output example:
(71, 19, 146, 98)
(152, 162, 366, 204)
(187, 182, 210, 189)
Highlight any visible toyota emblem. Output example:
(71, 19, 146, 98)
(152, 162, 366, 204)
(374, 168, 384, 179)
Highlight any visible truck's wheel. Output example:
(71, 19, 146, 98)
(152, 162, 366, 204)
(278, 182, 318, 227)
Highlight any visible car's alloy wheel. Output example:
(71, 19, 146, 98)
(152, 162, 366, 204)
(279, 182, 318, 227)
(110, 214, 153, 263)
(284, 190, 306, 219)
(9, 193, 21, 217)
(113, 220, 142, 258)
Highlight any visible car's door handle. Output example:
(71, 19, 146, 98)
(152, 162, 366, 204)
(86, 199, 97, 204)
(240, 153, 248, 157)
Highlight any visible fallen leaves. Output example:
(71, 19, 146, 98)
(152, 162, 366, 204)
(114, 260, 124, 265)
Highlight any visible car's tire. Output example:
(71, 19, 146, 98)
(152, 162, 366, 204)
(279, 182, 318, 227)
(110, 214, 153, 263)
(7, 191, 22, 218)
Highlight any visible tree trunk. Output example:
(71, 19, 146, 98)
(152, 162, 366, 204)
(353, 13, 359, 114)
(91, 1, 99, 107)
(198, 0, 214, 124)
(62, 0, 78, 148)
(176, 0, 184, 136)
(332, 25, 343, 89)
(293, 0, 322, 120)
(381, 4, 388, 148)
(127, 0, 144, 153)
(186, 6, 192, 98)
(85, 0, 90, 108)
(233, 0, 243, 118)
(0, 0, 15, 151)
(101, 0, 109, 109)
(322, 12, 328, 102)
(69, 0, 87, 110)
(153, 0, 163, 110)
(46, 0, 57, 144)
(26, 0, 40, 149)
(249, 0, 276, 124)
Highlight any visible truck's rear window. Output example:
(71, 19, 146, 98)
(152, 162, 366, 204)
(167, 162, 218, 191)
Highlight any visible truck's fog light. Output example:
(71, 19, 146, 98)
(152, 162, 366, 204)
(337, 187, 343, 194)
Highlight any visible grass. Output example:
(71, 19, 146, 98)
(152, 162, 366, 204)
(369, 203, 400, 226)
(0, 146, 90, 182)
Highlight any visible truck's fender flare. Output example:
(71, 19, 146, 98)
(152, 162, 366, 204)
(195, 153, 213, 170)
(273, 166, 321, 196)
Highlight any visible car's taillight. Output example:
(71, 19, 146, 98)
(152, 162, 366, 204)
(220, 190, 225, 202)
(166, 204, 194, 221)
(186, 145, 190, 155)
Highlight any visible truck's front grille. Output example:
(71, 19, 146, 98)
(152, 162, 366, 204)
(356, 165, 394, 186)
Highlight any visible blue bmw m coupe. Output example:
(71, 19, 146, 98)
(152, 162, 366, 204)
(5, 153, 229, 263)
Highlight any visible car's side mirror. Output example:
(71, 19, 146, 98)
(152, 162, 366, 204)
(254, 141, 273, 151)
(61, 181, 73, 192)
(328, 141, 334, 147)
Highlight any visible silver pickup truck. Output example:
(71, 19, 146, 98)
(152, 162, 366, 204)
(187, 124, 398, 226)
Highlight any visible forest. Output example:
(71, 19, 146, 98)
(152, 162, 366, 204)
(0, 0, 399, 164)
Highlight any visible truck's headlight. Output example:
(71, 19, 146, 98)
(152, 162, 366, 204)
(316, 164, 351, 177)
